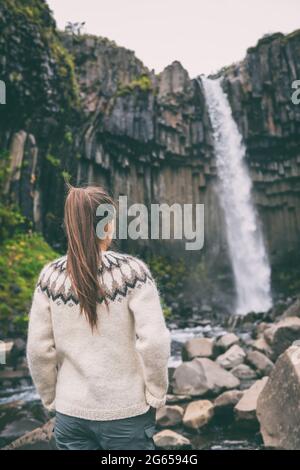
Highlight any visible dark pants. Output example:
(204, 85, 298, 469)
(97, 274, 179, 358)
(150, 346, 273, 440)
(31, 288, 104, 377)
(54, 406, 157, 450)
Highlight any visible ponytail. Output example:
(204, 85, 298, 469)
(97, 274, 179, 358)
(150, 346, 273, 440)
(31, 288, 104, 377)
(64, 184, 115, 330)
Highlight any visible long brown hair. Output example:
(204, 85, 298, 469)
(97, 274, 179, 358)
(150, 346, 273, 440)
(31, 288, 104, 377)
(64, 184, 115, 330)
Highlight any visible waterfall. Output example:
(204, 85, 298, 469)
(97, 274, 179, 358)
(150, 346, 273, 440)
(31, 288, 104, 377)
(201, 76, 272, 315)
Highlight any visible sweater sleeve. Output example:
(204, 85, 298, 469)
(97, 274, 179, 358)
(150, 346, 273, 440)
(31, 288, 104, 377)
(128, 260, 171, 409)
(26, 264, 57, 411)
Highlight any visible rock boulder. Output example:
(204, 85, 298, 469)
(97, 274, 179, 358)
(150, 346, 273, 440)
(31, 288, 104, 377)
(257, 345, 300, 449)
(172, 358, 240, 396)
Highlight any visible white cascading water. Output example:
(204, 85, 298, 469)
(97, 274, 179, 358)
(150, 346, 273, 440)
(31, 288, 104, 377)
(201, 76, 272, 315)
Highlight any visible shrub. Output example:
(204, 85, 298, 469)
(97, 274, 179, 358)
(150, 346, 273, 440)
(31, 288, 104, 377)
(0, 232, 60, 336)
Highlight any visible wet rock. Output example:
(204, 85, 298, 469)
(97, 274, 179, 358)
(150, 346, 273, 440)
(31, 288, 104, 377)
(183, 400, 214, 430)
(251, 337, 273, 358)
(231, 364, 257, 380)
(2, 419, 56, 450)
(1, 379, 12, 388)
(216, 345, 246, 369)
(264, 317, 300, 360)
(182, 338, 214, 361)
(234, 377, 268, 428)
(0, 417, 43, 444)
(166, 394, 191, 404)
(0, 368, 30, 380)
(172, 358, 240, 396)
(154, 429, 192, 450)
(281, 298, 300, 319)
(246, 351, 274, 377)
(156, 405, 184, 427)
(214, 390, 244, 416)
(257, 345, 300, 449)
(255, 322, 270, 338)
(13, 338, 26, 354)
(214, 333, 239, 354)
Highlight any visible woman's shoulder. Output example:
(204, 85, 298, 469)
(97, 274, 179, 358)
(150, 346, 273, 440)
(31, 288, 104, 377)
(101, 249, 153, 278)
(39, 254, 67, 276)
(100, 250, 155, 301)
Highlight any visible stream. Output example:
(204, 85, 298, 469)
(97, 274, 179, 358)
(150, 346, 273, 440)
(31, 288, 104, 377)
(0, 320, 264, 450)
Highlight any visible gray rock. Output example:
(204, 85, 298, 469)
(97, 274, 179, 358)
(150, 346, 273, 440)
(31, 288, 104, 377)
(156, 405, 184, 427)
(257, 345, 300, 449)
(154, 429, 192, 450)
(166, 394, 191, 404)
(216, 345, 246, 370)
(246, 350, 274, 376)
(251, 336, 273, 358)
(172, 358, 240, 396)
(0, 418, 43, 443)
(0, 368, 30, 380)
(231, 364, 257, 380)
(182, 338, 214, 361)
(183, 400, 214, 430)
(214, 390, 244, 414)
(1, 419, 53, 449)
(264, 317, 300, 360)
(234, 377, 268, 427)
(215, 333, 239, 353)
(281, 298, 300, 319)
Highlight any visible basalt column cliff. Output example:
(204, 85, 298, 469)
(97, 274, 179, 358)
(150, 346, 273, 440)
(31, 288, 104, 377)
(1, 1, 300, 283)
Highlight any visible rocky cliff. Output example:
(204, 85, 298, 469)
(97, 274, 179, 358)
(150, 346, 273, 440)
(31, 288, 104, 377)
(1, 1, 300, 301)
(222, 31, 300, 263)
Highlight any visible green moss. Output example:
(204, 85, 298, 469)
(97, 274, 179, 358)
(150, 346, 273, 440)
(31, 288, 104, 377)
(284, 29, 300, 43)
(272, 250, 300, 297)
(64, 130, 73, 145)
(0, 232, 60, 336)
(0, 149, 26, 240)
(116, 74, 152, 97)
(61, 170, 71, 182)
(0, 0, 79, 132)
(148, 255, 186, 292)
(46, 154, 61, 167)
(147, 255, 187, 317)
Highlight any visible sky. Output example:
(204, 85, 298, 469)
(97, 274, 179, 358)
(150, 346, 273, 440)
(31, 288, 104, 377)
(47, 0, 300, 78)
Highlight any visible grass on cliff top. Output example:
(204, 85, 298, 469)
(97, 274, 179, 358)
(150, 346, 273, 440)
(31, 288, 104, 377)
(116, 75, 153, 97)
(0, 232, 59, 337)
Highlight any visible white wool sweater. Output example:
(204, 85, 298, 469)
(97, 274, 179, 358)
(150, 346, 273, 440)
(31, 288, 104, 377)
(26, 250, 171, 421)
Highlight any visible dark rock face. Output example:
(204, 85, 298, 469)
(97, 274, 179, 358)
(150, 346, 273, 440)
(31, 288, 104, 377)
(222, 31, 300, 261)
(55, 29, 300, 269)
(1, 0, 300, 293)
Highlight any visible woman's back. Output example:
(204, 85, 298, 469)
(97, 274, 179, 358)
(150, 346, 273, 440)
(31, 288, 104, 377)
(27, 249, 171, 421)
(28, 251, 170, 420)
(26, 184, 171, 449)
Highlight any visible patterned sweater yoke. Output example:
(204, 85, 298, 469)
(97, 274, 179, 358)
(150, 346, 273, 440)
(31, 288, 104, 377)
(37, 251, 154, 306)
(26, 250, 171, 421)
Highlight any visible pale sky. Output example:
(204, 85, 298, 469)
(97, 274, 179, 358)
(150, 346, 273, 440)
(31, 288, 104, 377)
(48, 0, 300, 77)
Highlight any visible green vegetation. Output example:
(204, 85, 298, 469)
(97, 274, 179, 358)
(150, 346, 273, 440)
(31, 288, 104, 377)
(46, 154, 61, 167)
(0, 0, 79, 131)
(0, 145, 60, 337)
(0, 150, 26, 240)
(272, 251, 300, 297)
(116, 74, 152, 97)
(0, 233, 59, 336)
(147, 255, 187, 317)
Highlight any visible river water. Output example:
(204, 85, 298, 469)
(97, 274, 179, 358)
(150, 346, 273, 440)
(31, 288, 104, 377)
(0, 322, 263, 449)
